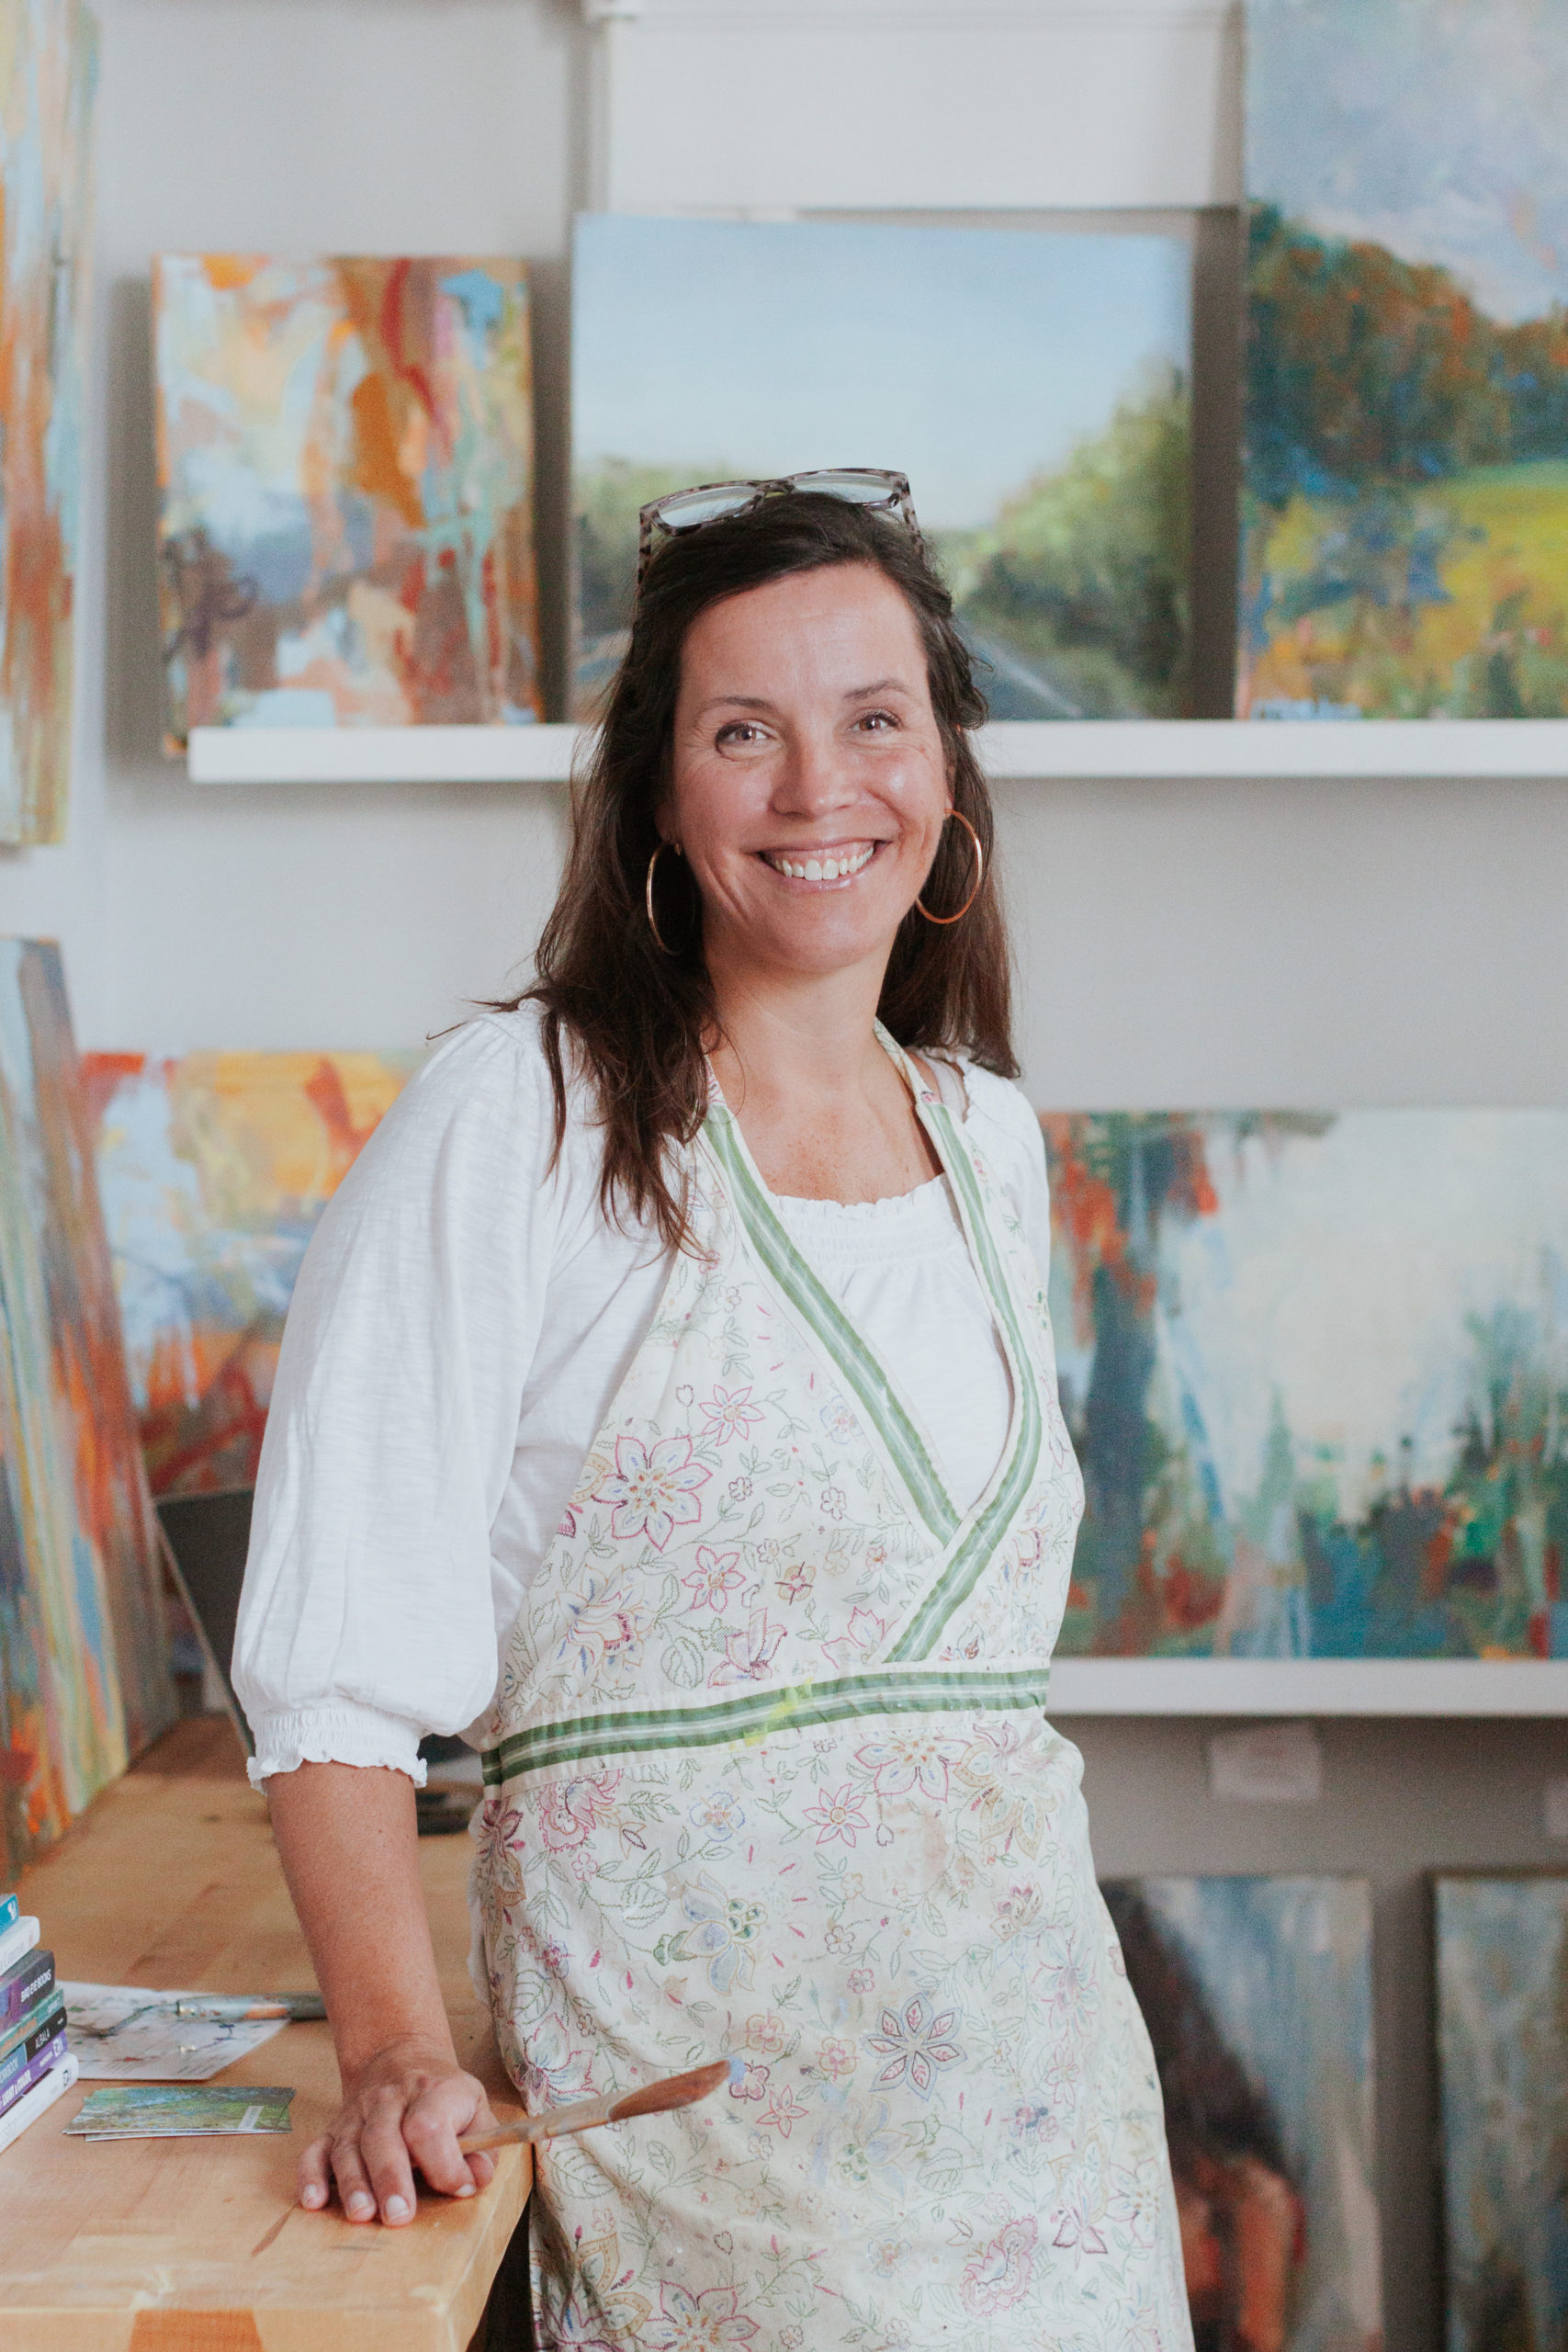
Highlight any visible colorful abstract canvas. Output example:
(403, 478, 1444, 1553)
(0, 943, 173, 1882)
(1103, 1876, 1382, 2351)
(83, 1051, 419, 1494)
(1242, 0, 1568, 718)
(0, 0, 96, 842)
(572, 214, 1190, 720)
(1043, 1112, 1568, 1660)
(154, 256, 541, 742)
(1435, 1874, 1568, 2350)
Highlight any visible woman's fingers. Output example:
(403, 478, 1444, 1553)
(328, 2129, 380, 2224)
(404, 2074, 497, 2199)
(359, 2086, 422, 2224)
(298, 2130, 333, 2211)
(299, 2064, 500, 2222)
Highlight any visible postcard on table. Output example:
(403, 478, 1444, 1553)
(66, 2085, 296, 2138)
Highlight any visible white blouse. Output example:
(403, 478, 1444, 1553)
(232, 1008, 1053, 1787)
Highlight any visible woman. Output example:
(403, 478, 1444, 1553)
(236, 478, 1191, 2346)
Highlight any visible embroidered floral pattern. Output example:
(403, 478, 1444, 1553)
(865, 1994, 966, 2099)
(593, 1434, 710, 1552)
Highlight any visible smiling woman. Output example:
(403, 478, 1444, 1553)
(235, 486, 1193, 2349)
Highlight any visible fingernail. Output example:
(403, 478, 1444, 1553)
(347, 2194, 374, 2219)
(384, 2195, 411, 2222)
(300, 2185, 324, 2208)
(456, 2179, 476, 2197)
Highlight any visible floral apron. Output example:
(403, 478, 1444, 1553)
(472, 1035, 1191, 2350)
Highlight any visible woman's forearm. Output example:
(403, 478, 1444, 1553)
(266, 1761, 452, 2075)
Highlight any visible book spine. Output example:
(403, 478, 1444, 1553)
(0, 2049, 78, 2155)
(0, 1987, 65, 2071)
(0, 1951, 53, 2030)
(0, 2000, 67, 2093)
(0, 2030, 66, 2118)
(0, 1915, 39, 1975)
(0, 1894, 17, 1935)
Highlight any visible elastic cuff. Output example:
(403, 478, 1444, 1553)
(245, 1702, 428, 1790)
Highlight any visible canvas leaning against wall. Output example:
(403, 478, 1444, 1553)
(1434, 1873, 1568, 2352)
(0, 0, 96, 844)
(84, 1050, 419, 1494)
(1043, 1111, 1568, 1664)
(571, 213, 1191, 722)
(154, 256, 542, 743)
(0, 944, 174, 1883)
(1103, 1876, 1382, 2352)
(1242, 0, 1568, 719)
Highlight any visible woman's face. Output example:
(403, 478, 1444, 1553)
(663, 561, 952, 985)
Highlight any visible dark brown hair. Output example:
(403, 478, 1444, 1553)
(515, 491, 1017, 1249)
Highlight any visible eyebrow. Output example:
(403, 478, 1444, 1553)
(694, 677, 914, 718)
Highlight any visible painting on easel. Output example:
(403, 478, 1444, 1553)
(0, 943, 174, 1881)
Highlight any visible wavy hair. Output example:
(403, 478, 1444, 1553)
(514, 491, 1017, 1250)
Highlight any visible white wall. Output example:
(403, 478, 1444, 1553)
(9, 6, 1565, 2344)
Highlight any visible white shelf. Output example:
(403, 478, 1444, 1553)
(185, 718, 1568, 787)
(1047, 1657, 1568, 1716)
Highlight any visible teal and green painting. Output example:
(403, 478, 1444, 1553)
(1435, 1874, 1568, 2352)
(571, 214, 1190, 720)
(1042, 1112, 1568, 1659)
(1242, 0, 1568, 718)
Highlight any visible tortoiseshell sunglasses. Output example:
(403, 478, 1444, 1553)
(635, 469, 920, 592)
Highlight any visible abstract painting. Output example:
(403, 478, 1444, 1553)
(1242, 0, 1568, 718)
(154, 255, 541, 743)
(83, 1050, 418, 1493)
(572, 214, 1190, 719)
(1103, 1876, 1382, 2352)
(0, 942, 173, 1883)
(0, 0, 96, 842)
(1043, 1112, 1568, 1660)
(1435, 1873, 1568, 2351)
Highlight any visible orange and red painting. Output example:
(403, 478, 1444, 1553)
(153, 255, 541, 743)
(83, 1050, 419, 1495)
(0, 0, 96, 842)
(0, 943, 173, 1883)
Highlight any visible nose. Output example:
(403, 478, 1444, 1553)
(770, 725, 858, 822)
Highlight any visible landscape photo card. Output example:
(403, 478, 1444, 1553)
(1242, 0, 1568, 718)
(1043, 1110, 1568, 1662)
(572, 213, 1191, 722)
(154, 254, 542, 742)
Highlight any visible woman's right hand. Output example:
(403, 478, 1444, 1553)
(299, 2033, 499, 2226)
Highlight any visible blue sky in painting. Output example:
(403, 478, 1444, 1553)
(1247, 0, 1568, 322)
(572, 215, 1190, 531)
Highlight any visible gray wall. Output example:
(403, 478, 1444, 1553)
(3, 5, 1563, 2344)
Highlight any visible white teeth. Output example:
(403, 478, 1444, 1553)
(765, 842, 875, 881)
(805, 859, 823, 880)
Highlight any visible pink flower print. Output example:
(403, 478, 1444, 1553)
(743, 2012, 785, 2055)
(476, 1798, 524, 1916)
(1051, 2191, 1108, 2256)
(646, 2281, 759, 2349)
(688, 1789, 744, 1840)
(682, 1545, 744, 1612)
(728, 1476, 752, 1502)
(729, 2060, 769, 2102)
(822, 1606, 886, 1673)
(818, 2037, 856, 2083)
(854, 1727, 957, 1802)
(961, 2216, 1038, 2316)
(558, 1577, 650, 1679)
(823, 1920, 854, 1957)
(776, 1562, 813, 1604)
(865, 1994, 965, 2100)
(699, 1385, 764, 1445)
(847, 1966, 875, 1996)
(820, 1485, 846, 1521)
(761, 2086, 808, 2138)
(558, 1503, 580, 1540)
(536, 1769, 623, 1853)
(594, 1433, 709, 1552)
(804, 1783, 868, 1848)
(707, 1609, 786, 1687)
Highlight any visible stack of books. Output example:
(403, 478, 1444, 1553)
(0, 1890, 77, 2153)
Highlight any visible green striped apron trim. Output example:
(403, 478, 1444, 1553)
(479, 1665, 1051, 1784)
(885, 1078, 1045, 1663)
(701, 1103, 960, 1544)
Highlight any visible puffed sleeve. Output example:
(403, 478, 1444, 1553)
(232, 1014, 562, 1786)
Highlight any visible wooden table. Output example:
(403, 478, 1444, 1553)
(0, 1717, 531, 2352)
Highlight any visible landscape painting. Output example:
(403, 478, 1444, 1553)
(0, 944, 173, 1883)
(1042, 1111, 1568, 1660)
(1104, 1876, 1382, 2352)
(1435, 1874, 1568, 2352)
(572, 214, 1191, 720)
(0, 0, 96, 842)
(154, 255, 541, 743)
(1242, 0, 1568, 718)
(84, 1049, 418, 1493)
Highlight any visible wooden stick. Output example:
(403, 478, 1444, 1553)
(459, 2059, 734, 2154)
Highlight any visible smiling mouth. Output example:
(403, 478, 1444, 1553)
(760, 841, 880, 884)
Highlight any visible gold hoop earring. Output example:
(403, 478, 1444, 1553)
(646, 839, 682, 955)
(916, 808, 984, 925)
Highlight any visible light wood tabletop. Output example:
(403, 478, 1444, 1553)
(1, 1715, 531, 2352)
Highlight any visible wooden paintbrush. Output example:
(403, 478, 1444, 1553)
(459, 2058, 736, 2154)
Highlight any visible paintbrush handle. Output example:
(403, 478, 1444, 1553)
(460, 2092, 618, 2153)
(458, 2059, 734, 2154)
